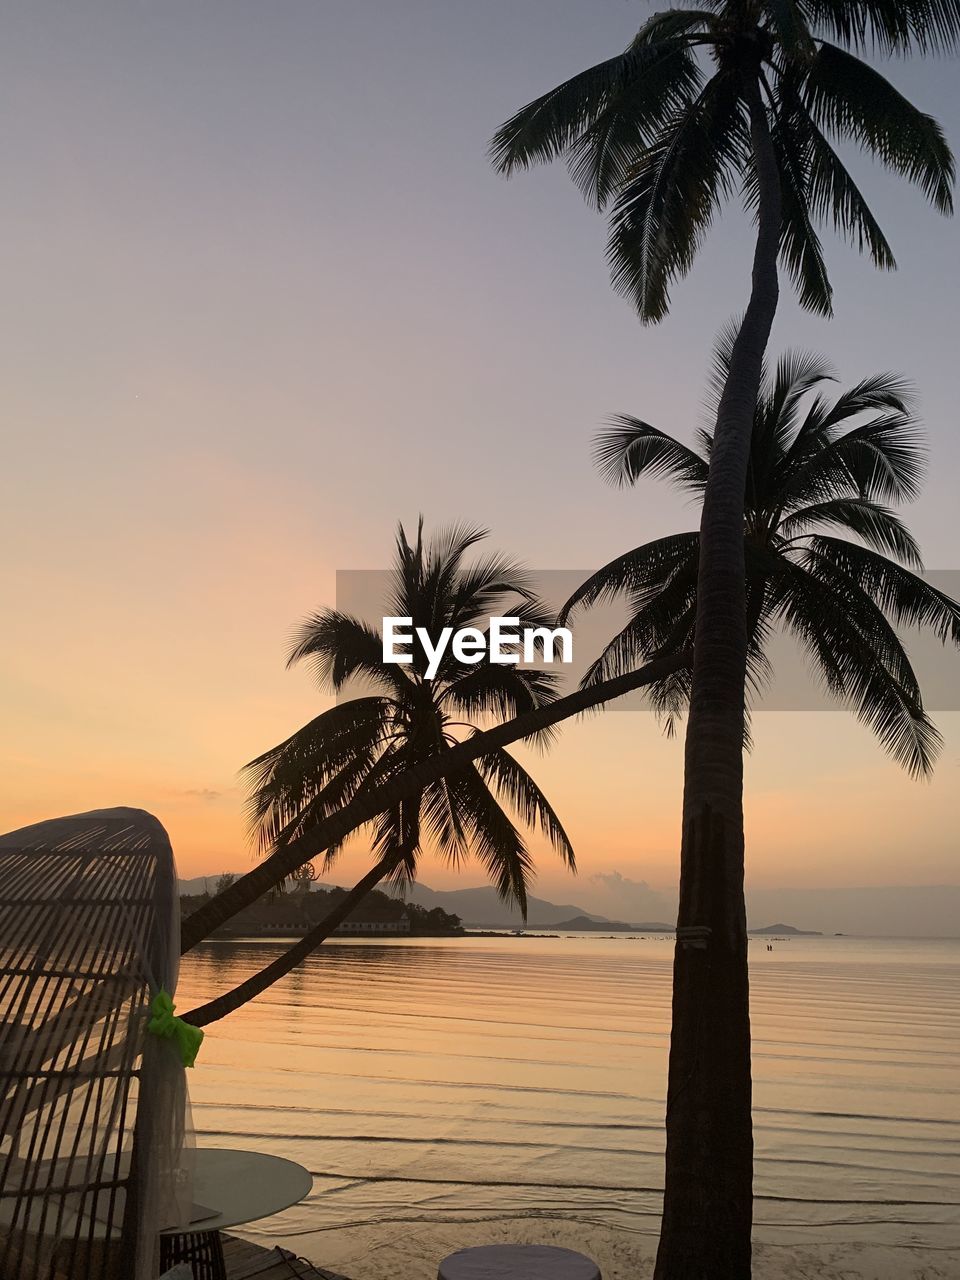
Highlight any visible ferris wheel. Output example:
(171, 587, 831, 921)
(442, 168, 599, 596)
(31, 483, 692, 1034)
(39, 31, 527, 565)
(290, 861, 318, 892)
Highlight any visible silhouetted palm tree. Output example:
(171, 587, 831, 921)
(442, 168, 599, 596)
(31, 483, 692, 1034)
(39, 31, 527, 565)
(563, 338, 960, 776)
(491, 5, 954, 321)
(185, 521, 574, 1025)
(181, 650, 687, 961)
(251, 520, 572, 901)
(492, 8, 957, 1271)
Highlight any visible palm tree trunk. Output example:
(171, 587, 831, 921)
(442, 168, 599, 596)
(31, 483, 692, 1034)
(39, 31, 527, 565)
(180, 651, 687, 954)
(182, 853, 400, 1025)
(654, 79, 781, 1280)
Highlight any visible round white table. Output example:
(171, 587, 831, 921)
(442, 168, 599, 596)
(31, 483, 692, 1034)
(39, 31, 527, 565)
(166, 1147, 313, 1232)
(438, 1244, 601, 1280)
(161, 1147, 312, 1279)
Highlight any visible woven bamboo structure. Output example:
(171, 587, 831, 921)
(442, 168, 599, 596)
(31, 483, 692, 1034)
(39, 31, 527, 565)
(0, 808, 187, 1280)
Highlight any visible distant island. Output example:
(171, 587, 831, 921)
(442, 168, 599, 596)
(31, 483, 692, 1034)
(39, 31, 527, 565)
(181, 881, 464, 938)
(554, 915, 673, 932)
(178, 876, 828, 939)
(749, 922, 823, 936)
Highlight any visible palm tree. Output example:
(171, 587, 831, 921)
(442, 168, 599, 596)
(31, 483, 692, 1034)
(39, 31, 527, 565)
(180, 647, 688, 958)
(184, 520, 576, 1025)
(563, 339, 960, 773)
(491, 8, 957, 1272)
(559, 344, 960, 1272)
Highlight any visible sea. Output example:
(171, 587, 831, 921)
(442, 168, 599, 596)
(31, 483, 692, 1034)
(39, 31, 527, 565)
(176, 934, 960, 1279)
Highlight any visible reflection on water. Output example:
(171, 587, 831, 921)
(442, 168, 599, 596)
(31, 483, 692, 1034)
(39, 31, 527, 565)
(176, 935, 960, 1279)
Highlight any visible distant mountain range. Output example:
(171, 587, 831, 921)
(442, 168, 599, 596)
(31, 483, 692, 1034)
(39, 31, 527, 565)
(749, 922, 822, 936)
(175, 875, 793, 934)
(553, 914, 673, 932)
(394, 883, 618, 930)
(177, 873, 960, 937)
(178, 875, 623, 929)
(179, 874, 237, 897)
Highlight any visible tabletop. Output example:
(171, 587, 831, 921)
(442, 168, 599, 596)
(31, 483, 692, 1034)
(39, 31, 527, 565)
(438, 1244, 601, 1280)
(162, 1147, 313, 1234)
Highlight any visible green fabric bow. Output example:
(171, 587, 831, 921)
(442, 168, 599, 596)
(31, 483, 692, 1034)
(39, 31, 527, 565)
(147, 989, 204, 1068)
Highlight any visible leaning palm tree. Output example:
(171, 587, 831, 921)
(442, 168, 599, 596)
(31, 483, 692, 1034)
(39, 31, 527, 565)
(492, 7, 957, 1271)
(563, 340, 960, 778)
(183, 520, 575, 1025)
(181, 650, 688, 955)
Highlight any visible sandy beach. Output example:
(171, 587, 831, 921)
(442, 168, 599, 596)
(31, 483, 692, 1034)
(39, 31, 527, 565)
(243, 1216, 959, 1280)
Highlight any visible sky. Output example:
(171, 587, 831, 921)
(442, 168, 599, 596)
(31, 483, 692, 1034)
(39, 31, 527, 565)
(1, 2, 959, 925)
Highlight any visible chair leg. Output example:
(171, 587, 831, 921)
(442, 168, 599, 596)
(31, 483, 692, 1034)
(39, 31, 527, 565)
(160, 1230, 227, 1280)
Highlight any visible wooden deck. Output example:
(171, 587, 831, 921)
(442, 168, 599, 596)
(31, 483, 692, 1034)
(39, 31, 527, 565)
(222, 1233, 351, 1280)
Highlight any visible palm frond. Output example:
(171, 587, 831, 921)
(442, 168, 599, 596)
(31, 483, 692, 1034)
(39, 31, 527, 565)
(764, 101, 834, 315)
(371, 797, 423, 894)
(766, 349, 836, 424)
(445, 551, 538, 631)
(243, 697, 394, 852)
(491, 41, 704, 209)
(804, 538, 960, 642)
(567, 40, 708, 208)
(421, 772, 471, 865)
(799, 108, 897, 268)
(608, 71, 748, 321)
(287, 610, 406, 695)
(443, 766, 536, 916)
(473, 748, 576, 870)
(804, 43, 954, 214)
(632, 8, 718, 45)
(559, 533, 700, 624)
(753, 350, 837, 487)
(781, 497, 923, 565)
(818, 372, 915, 425)
(446, 663, 563, 750)
(701, 316, 751, 424)
(768, 555, 941, 777)
(778, 411, 927, 509)
(803, 0, 960, 55)
(765, 0, 818, 57)
(593, 415, 709, 491)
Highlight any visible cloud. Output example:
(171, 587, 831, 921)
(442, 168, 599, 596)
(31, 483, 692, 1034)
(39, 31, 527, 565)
(589, 871, 653, 893)
(180, 787, 227, 802)
(581, 870, 675, 922)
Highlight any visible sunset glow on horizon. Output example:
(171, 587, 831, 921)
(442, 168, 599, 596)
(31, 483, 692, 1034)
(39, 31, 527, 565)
(2, 1, 958, 915)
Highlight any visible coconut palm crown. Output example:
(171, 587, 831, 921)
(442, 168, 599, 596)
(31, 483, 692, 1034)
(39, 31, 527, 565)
(245, 521, 574, 915)
(561, 336, 960, 775)
(491, 0, 956, 321)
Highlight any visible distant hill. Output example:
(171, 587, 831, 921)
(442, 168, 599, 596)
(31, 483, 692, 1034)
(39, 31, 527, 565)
(746, 885, 960, 939)
(179, 874, 233, 896)
(393, 883, 613, 930)
(750, 922, 822, 936)
(181, 882, 462, 936)
(554, 915, 673, 932)
(178, 876, 960, 938)
(179, 873, 338, 897)
(179, 876, 616, 930)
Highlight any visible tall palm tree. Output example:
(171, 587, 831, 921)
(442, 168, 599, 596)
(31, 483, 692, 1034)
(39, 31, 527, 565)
(184, 520, 575, 1025)
(491, 7, 957, 1272)
(562, 339, 960, 773)
(560, 343, 960, 1272)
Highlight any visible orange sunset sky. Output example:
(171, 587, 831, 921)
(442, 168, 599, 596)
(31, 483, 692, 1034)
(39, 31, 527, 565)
(2, 2, 958, 911)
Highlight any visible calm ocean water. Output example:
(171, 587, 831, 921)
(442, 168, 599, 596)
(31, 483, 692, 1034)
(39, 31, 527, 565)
(177, 935, 960, 1279)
